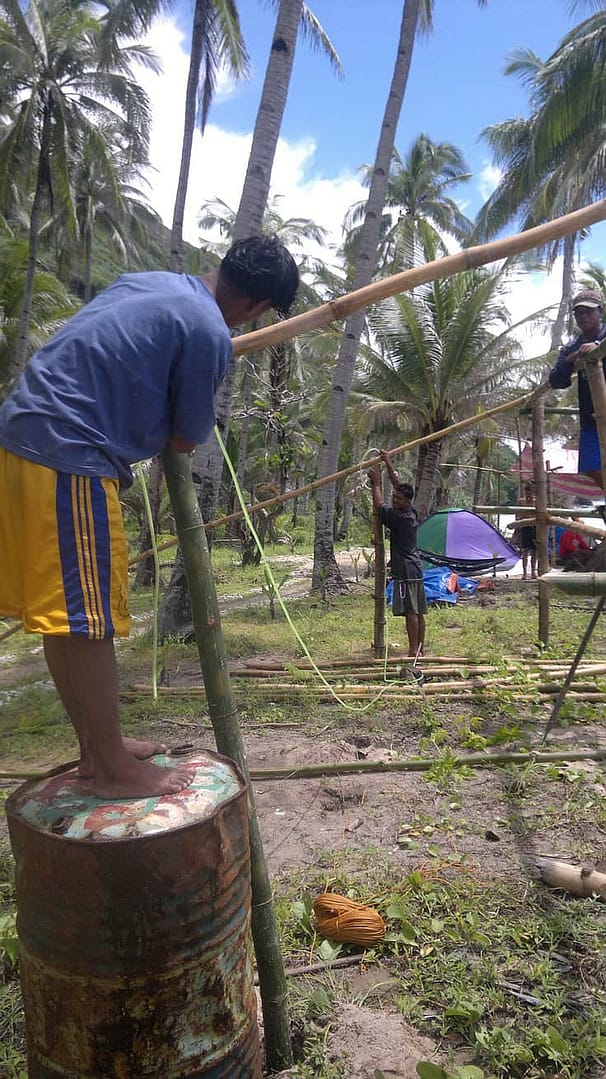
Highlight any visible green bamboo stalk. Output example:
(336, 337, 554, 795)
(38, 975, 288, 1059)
(249, 747, 606, 781)
(373, 507, 386, 658)
(162, 448, 292, 1073)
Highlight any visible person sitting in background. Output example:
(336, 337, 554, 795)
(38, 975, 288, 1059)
(559, 523, 592, 570)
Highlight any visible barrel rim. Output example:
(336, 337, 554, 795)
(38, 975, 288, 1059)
(5, 748, 249, 845)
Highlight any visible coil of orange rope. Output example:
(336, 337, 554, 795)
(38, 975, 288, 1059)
(313, 892, 386, 946)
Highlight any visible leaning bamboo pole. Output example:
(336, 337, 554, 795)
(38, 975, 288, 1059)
(161, 448, 292, 1072)
(129, 384, 552, 569)
(233, 198, 606, 357)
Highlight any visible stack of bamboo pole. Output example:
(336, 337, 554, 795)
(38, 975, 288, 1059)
(128, 653, 606, 706)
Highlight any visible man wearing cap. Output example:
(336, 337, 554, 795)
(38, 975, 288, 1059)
(549, 289, 606, 488)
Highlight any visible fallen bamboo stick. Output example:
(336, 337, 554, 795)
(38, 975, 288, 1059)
(0, 622, 22, 644)
(247, 747, 606, 781)
(230, 665, 498, 680)
(233, 198, 606, 356)
(535, 858, 606, 899)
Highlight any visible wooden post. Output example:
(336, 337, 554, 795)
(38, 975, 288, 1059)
(372, 507, 386, 659)
(532, 396, 550, 645)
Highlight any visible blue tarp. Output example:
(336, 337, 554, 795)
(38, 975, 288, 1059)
(387, 568, 478, 607)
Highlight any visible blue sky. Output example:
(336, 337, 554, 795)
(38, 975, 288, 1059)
(204, 0, 591, 223)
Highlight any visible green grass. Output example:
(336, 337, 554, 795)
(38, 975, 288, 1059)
(273, 851, 606, 1079)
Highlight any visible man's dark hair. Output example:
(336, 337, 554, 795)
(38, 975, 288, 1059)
(397, 482, 414, 499)
(220, 235, 299, 318)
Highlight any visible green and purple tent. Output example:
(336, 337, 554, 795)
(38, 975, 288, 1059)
(418, 509, 519, 576)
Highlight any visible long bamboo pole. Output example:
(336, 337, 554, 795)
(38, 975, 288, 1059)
(247, 747, 606, 781)
(372, 506, 386, 658)
(233, 199, 606, 357)
(129, 383, 551, 569)
(480, 506, 605, 518)
(542, 597, 606, 742)
(161, 448, 292, 1072)
(508, 514, 606, 540)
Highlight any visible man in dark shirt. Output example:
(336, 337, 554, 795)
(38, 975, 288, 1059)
(369, 450, 428, 657)
(549, 289, 606, 488)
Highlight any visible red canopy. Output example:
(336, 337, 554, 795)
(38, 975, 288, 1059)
(512, 443, 602, 501)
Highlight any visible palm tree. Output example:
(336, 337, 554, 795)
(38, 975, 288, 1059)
(312, 0, 489, 589)
(0, 0, 155, 376)
(159, 1, 340, 631)
(475, 10, 606, 349)
(345, 135, 473, 273)
(311, 0, 427, 590)
(170, 0, 248, 273)
(60, 126, 154, 301)
(351, 261, 526, 518)
(0, 231, 78, 393)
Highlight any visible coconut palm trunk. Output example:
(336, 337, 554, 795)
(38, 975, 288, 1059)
(161, 0, 340, 633)
(189, 0, 304, 528)
(169, 0, 207, 273)
(312, 0, 421, 590)
(14, 109, 51, 377)
(415, 434, 442, 519)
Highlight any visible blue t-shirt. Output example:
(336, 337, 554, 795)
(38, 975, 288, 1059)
(0, 272, 232, 488)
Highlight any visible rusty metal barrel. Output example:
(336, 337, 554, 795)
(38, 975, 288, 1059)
(6, 750, 262, 1078)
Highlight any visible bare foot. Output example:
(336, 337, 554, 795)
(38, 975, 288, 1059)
(88, 757, 194, 800)
(122, 736, 167, 758)
(79, 737, 166, 778)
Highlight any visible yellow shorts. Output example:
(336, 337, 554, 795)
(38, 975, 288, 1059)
(0, 447, 130, 637)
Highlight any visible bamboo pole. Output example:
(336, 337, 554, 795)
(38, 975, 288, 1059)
(233, 198, 606, 357)
(583, 355, 606, 493)
(481, 506, 606, 519)
(161, 448, 292, 1072)
(532, 396, 550, 643)
(247, 747, 606, 781)
(509, 513, 606, 539)
(542, 571, 606, 596)
(542, 597, 606, 742)
(372, 506, 386, 658)
(129, 383, 552, 569)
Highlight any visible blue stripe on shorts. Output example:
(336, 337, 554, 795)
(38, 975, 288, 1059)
(56, 473, 115, 638)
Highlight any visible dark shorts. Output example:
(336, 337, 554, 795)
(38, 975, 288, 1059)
(579, 426, 601, 473)
(518, 526, 536, 551)
(392, 578, 428, 617)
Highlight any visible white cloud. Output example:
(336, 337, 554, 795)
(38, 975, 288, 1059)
(135, 17, 365, 257)
(478, 162, 503, 202)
